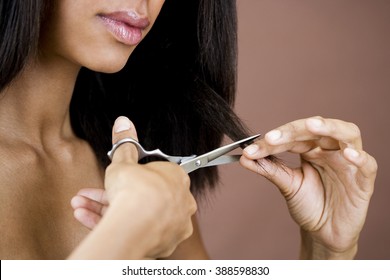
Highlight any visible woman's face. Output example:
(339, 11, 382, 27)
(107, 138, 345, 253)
(41, 0, 165, 73)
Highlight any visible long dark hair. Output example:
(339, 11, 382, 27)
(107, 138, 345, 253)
(1, 0, 254, 194)
(0, 0, 43, 89)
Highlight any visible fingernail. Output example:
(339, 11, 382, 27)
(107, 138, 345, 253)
(308, 118, 323, 128)
(266, 130, 282, 141)
(244, 144, 259, 155)
(345, 147, 359, 158)
(114, 116, 132, 133)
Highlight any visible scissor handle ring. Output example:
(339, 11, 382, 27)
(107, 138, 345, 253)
(107, 137, 141, 161)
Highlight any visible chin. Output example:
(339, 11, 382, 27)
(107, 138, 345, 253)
(84, 49, 133, 73)
(93, 62, 128, 74)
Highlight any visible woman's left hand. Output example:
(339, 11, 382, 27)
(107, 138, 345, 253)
(240, 116, 377, 259)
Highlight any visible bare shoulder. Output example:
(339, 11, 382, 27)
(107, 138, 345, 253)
(0, 136, 103, 259)
(0, 138, 44, 192)
(0, 139, 47, 259)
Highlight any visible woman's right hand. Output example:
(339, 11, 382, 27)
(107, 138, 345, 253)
(70, 116, 196, 259)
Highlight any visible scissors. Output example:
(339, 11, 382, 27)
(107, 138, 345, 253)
(107, 134, 260, 173)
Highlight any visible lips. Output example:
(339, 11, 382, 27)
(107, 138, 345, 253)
(98, 11, 150, 46)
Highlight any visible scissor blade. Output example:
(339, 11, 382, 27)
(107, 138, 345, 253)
(180, 134, 260, 173)
(204, 155, 241, 167)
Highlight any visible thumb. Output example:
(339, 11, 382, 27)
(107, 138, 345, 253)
(240, 156, 299, 197)
(109, 116, 139, 164)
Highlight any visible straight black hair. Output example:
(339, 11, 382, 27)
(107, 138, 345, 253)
(0, 0, 261, 194)
(0, 0, 43, 89)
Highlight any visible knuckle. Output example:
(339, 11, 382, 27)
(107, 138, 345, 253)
(166, 162, 191, 188)
(182, 173, 191, 188)
(285, 122, 297, 136)
(348, 122, 361, 139)
(105, 163, 121, 179)
(310, 115, 324, 122)
(367, 154, 378, 175)
(189, 196, 198, 214)
(325, 119, 338, 134)
(105, 163, 114, 174)
(185, 222, 194, 239)
(355, 151, 378, 179)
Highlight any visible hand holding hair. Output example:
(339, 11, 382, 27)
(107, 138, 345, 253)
(240, 116, 377, 259)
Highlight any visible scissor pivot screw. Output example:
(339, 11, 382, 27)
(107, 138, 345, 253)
(195, 160, 201, 167)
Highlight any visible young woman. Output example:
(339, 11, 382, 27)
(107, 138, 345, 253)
(0, 0, 377, 259)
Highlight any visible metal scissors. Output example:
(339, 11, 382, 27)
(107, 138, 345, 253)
(107, 134, 260, 173)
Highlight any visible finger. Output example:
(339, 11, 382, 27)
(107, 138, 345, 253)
(305, 117, 362, 149)
(70, 195, 107, 216)
(76, 188, 108, 205)
(243, 117, 362, 159)
(73, 208, 102, 230)
(240, 156, 301, 198)
(188, 193, 198, 216)
(262, 117, 362, 149)
(243, 118, 327, 159)
(111, 116, 139, 164)
(343, 148, 378, 180)
(243, 138, 317, 159)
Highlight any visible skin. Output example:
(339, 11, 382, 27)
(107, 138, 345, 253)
(73, 117, 377, 259)
(70, 117, 198, 259)
(0, 0, 206, 259)
(0, 0, 377, 259)
(241, 116, 377, 259)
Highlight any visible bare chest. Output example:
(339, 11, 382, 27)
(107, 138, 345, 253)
(0, 147, 104, 259)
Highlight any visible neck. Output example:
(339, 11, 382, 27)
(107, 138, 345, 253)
(0, 54, 81, 147)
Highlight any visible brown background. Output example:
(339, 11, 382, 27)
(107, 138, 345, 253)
(197, 0, 390, 259)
